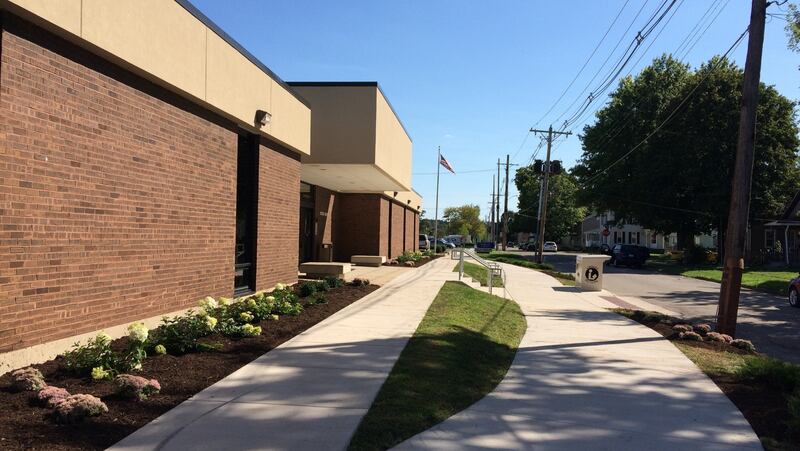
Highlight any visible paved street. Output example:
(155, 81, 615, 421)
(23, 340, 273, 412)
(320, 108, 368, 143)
(509, 250, 800, 364)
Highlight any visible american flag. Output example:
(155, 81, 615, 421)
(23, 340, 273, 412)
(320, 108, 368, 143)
(439, 154, 455, 174)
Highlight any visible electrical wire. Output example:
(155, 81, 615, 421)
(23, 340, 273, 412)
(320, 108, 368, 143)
(580, 26, 750, 187)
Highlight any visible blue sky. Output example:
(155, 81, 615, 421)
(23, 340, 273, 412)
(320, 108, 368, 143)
(192, 0, 799, 219)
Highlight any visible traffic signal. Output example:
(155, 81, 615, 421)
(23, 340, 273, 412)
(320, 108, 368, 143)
(550, 160, 562, 174)
(533, 159, 543, 173)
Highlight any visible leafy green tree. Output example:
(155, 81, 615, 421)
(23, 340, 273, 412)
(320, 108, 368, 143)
(442, 204, 486, 240)
(787, 4, 800, 51)
(574, 54, 800, 248)
(514, 167, 586, 242)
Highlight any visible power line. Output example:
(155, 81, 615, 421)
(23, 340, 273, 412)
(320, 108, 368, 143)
(528, 0, 631, 131)
(581, 26, 750, 186)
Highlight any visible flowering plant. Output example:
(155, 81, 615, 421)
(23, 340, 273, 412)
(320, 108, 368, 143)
(115, 374, 161, 400)
(91, 366, 111, 381)
(11, 367, 46, 392)
(53, 394, 108, 423)
(128, 322, 149, 343)
(37, 386, 71, 407)
(154, 344, 167, 355)
(149, 310, 216, 354)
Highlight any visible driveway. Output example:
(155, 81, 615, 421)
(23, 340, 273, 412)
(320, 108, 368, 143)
(507, 250, 800, 364)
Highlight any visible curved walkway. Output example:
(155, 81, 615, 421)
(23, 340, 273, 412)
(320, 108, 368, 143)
(110, 257, 458, 451)
(396, 262, 762, 450)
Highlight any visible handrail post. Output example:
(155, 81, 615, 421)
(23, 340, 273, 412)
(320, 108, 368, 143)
(489, 267, 493, 295)
(459, 248, 464, 281)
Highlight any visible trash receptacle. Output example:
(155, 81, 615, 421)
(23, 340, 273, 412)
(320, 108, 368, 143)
(575, 254, 611, 291)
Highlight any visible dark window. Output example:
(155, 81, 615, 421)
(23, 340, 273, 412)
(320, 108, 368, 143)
(234, 134, 259, 295)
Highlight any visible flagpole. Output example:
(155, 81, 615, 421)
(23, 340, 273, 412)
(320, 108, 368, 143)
(433, 146, 441, 253)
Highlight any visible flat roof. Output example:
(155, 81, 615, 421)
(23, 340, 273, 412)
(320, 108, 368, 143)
(175, 0, 310, 108)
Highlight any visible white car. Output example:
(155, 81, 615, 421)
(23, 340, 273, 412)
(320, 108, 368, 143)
(543, 241, 558, 252)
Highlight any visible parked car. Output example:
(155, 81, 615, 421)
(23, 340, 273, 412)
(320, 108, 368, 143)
(521, 242, 537, 252)
(543, 241, 558, 252)
(419, 234, 430, 250)
(789, 274, 800, 307)
(608, 244, 650, 268)
(600, 243, 612, 255)
(438, 238, 456, 249)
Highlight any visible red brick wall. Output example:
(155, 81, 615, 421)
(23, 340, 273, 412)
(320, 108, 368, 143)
(256, 144, 300, 289)
(390, 201, 405, 258)
(404, 208, 415, 252)
(332, 194, 381, 261)
(0, 18, 238, 352)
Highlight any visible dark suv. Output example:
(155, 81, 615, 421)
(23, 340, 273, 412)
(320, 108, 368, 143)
(609, 244, 650, 268)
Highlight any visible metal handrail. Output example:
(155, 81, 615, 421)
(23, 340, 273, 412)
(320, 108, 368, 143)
(455, 247, 506, 297)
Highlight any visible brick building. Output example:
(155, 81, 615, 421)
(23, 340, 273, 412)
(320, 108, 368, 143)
(0, 1, 420, 371)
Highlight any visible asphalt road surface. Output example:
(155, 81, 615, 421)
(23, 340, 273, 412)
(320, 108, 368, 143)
(508, 249, 800, 364)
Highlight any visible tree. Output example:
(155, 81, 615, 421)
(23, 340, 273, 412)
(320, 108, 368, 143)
(574, 54, 800, 249)
(442, 204, 486, 240)
(514, 167, 586, 242)
(787, 4, 800, 52)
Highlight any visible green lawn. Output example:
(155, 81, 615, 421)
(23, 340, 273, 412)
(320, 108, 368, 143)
(348, 281, 526, 451)
(484, 252, 576, 286)
(680, 268, 795, 296)
(453, 261, 504, 287)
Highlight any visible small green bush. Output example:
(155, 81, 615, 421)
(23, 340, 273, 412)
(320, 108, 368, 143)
(64, 333, 120, 376)
(150, 311, 216, 355)
(737, 358, 800, 392)
(323, 276, 344, 289)
(298, 282, 317, 297)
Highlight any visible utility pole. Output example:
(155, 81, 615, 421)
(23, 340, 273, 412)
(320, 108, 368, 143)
(496, 159, 501, 244)
(503, 154, 511, 251)
(531, 126, 572, 264)
(717, 0, 766, 337)
(490, 175, 496, 241)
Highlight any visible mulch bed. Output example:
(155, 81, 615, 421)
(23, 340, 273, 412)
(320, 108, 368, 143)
(622, 312, 797, 448)
(383, 253, 444, 268)
(0, 283, 379, 451)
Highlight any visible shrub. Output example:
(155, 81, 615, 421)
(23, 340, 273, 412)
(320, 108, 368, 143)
(150, 310, 216, 354)
(693, 323, 712, 335)
(404, 261, 416, 267)
(298, 282, 317, 297)
(37, 386, 70, 407)
(241, 324, 262, 337)
(731, 339, 756, 352)
(64, 333, 119, 376)
(397, 251, 423, 263)
(672, 324, 693, 333)
(53, 394, 108, 423)
(737, 357, 800, 391)
(705, 332, 733, 343)
(323, 276, 344, 289)
(154, 344, 167, 355)
(305, 294, 327, 306)
(115, 374, 161, 400)
(350, 278, 370, 287)
(388, 259, 399, 265)
(680, 331, 703, 341)
(11, 367, 46, 392)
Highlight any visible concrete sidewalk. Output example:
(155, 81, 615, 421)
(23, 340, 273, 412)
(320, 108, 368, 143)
(110, 257, 457, 451)
(397, 262, 762, 450)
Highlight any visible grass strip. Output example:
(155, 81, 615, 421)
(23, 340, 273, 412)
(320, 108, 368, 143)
(484, 253, 576, 286)
(453, 261, 504, 287)
(348, 281, 526, 451)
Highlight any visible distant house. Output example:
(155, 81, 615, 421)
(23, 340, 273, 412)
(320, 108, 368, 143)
(581, 212, 716, 251)
(751, 191, 800, 265)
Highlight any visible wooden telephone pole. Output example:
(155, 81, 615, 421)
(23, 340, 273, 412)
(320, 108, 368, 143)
(531, 126, 571, 264)
(717, 0, 766, 336)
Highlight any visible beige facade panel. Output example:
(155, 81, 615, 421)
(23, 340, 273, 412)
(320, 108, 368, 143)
(4, 0, 81, 35)
(4, 0, 311, 156)
(291, 83, 412, 192)
(292, 85, 377, 165)
(270, 83, 312, 154)
(375, 90, 413, 189)
(206, 30, 271, 132)
(81, 0, 207, 100)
